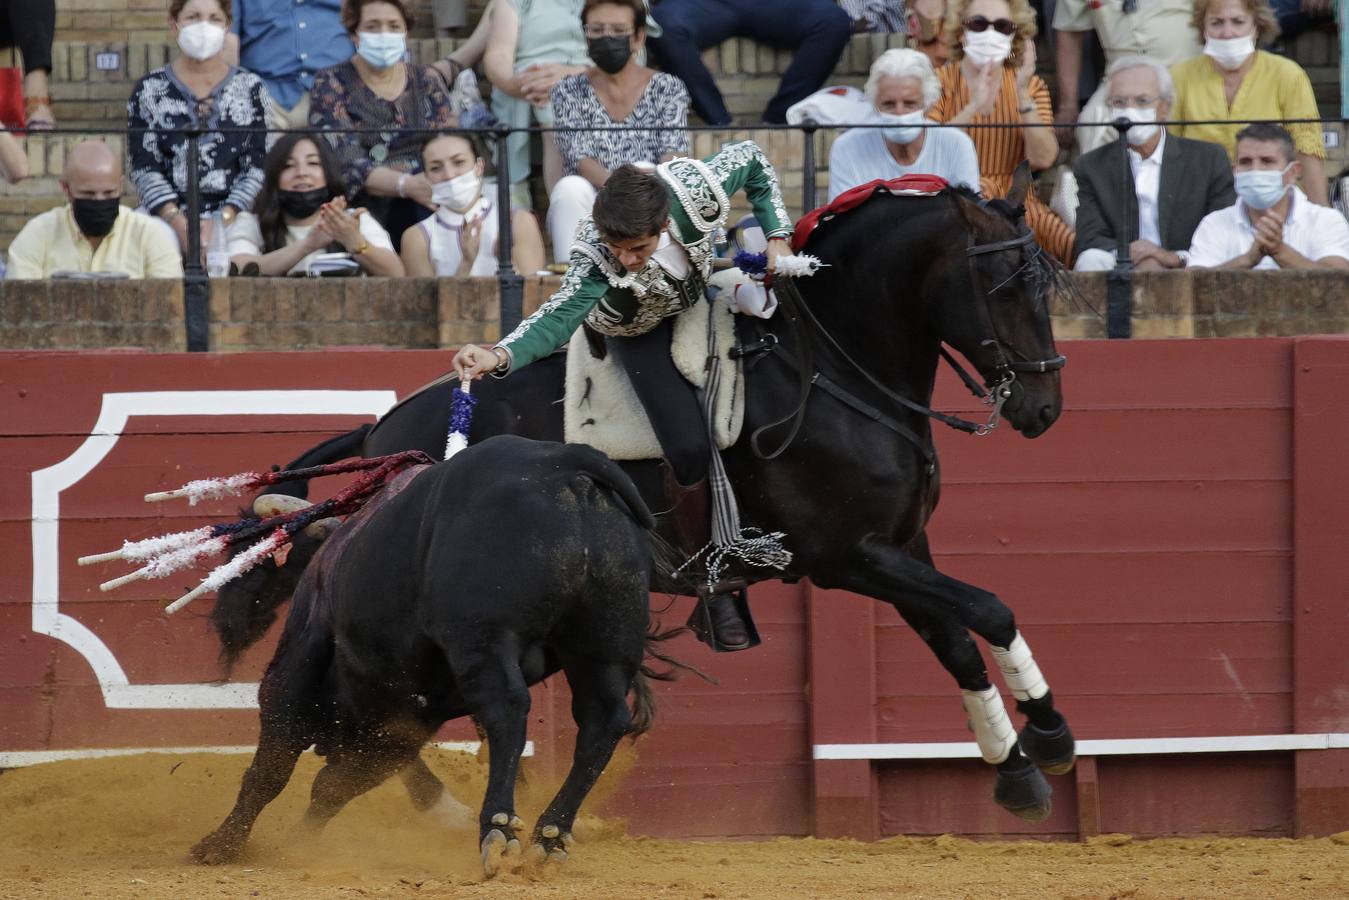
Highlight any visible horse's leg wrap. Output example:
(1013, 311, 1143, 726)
(961, 686, 1017, 765)
(989, 632, 1048, 701)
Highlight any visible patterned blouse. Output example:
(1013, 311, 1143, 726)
(126, 65, 269, 215)
(309, 61, 456, 194)
(550, 72, 690, 176)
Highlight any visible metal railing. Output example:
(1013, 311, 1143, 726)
(4, 115, 1345, 348)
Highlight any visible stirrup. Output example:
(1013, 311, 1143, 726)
(686, 578, 761, 653)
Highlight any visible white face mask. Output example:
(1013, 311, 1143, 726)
(1115, 106, 1160, 146)
(963, 29, 1013, 66)
(1203, 34, 1255, 70)
(1234, 163, 1293, 209)
(879, 108, 927, 146)
(432, 170, 482, 212)
(177, 21, 227, 61)
(357, 31, 407, 70)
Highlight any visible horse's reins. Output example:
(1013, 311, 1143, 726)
(737, 228, 1066, 466)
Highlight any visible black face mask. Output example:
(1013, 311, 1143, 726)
(277, 186, 332, 219)
(587, 35, 632, 74)
(71, 197, 121, 238)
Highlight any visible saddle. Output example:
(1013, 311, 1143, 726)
(562, 287, 746, 460)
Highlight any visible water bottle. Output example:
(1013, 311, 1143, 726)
(206, 211, 230, 278)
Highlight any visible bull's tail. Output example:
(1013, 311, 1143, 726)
(265, 425, 374, 500)
(564, 444, 656, 530)
(628, 623, 716, 739)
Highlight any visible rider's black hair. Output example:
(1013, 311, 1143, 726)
(593, 164, 670, 242)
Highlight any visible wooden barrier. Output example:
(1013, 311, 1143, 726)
(1, 338, 1346, 839)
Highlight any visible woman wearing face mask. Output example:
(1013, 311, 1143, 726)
(400, 132, 546, 276)
(1170, 0, 1327, 205)
(309, 0, 457, 251)
(127, 0, 269, 255)
(545, 0, 688, 262)
(827, 48, 979, 201)
(227, 133, 404, 277)
(929, 0, 1075, 263)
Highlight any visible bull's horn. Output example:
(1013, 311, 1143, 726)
(302, 517, 343, 539)
(253, 494, 312, 518)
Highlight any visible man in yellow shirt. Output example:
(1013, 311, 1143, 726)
(6, 141, 184, 280)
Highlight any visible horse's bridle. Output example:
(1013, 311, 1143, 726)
(740, 224, 1067, 465)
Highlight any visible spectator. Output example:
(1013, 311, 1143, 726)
(6, 141, 184, 279)
(0, 131, 26, 183)
(310, 0, 456, 250)
(1053, 0, 1199, 153)
(127, 0, 269, 255)
(224, 0, 354, 130)
(1187, 123, 1349, 269)
(828, 48, 980, 200)
(400, 131, 546, 276)
(647, 0, 852, 126)
(1170, 0, 1327, 205)
(1072, 57, 1234, 271)
(908, 0, 953, 69)
(228, 132, 404, 276)
(484, 0, 592, 204)
(547, 0, 689, 262)
(0, 0, 56, 128)
(930, 0, 1074, 263)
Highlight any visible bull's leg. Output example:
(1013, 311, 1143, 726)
(299, 736, 423, 832)
(400, 754, 475, 829)
(902, 532, 1075, 776)
(190, 720, 308, 864)
(527, 659, 634, 866)
(438, 639, 532, 878)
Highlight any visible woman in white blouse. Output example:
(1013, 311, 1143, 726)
(400, 131, 545, 277)
(228, 133, 404, 277)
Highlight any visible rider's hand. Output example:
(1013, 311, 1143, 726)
(453, 343, 505, 381)
(765, 236, 791, 272)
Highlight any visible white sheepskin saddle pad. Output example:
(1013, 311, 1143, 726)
(563, 297, 744, 461)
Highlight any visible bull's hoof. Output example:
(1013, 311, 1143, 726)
(527, 822, 574, 867)
(189, 831, 244, 865)
(480, 829, 522, 878)
(1019, 718, 1076, 775)
(993, 761, 1053, 822)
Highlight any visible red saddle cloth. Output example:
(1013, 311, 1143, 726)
(791, 174, 950, 252)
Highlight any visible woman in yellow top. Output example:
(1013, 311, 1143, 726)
(1171, 0, 1327, 205)
(929, 0, 1073, 263)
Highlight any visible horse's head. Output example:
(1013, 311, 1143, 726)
(944, 163, 1065, 438)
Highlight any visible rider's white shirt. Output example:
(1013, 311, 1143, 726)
(651, 230, 691, 280)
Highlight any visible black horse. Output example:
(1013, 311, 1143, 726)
(219, 167, 1075, 820)
(193, 436, 686, 875)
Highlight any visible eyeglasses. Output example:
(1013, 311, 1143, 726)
(963, 16, 1017, 35)
(583, 24, 635, 38)
(1106, 94, 1159, 110)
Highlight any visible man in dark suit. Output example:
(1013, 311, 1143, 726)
(1072, 57, 1235, 271)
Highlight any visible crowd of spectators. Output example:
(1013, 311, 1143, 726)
(2, 0, 1347, 281)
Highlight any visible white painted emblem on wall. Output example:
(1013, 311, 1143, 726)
(30, 390, 397, 710)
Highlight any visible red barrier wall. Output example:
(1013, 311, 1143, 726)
(1, 339, 1345, 840)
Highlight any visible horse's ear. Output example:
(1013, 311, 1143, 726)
(1006, 161, 1033, 209)
(951, 189, 991, 237)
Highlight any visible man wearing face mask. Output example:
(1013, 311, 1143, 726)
(7, 141, 183, 280)
(1071, 57, 1233, 272)
(1187, 123, 1349, 271)
(828, 48, 979, 200)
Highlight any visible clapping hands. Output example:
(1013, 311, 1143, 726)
(299, 196, 369, 253)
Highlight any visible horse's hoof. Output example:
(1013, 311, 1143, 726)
(189, 832, 242, 866)
(994, 762, 1053, 822)
(480, 828, 509, 878)
(1019, 718, 1076, 775)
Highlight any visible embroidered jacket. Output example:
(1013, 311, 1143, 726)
(498, 141, 791, 370)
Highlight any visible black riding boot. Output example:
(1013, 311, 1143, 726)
(664, 470, 754, 652)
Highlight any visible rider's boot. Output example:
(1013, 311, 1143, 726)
(664, 470, 754, 652)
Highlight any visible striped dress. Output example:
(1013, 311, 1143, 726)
(930, 63, 1075, 264)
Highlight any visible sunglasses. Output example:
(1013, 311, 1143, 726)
(963, 15, 1017, 35)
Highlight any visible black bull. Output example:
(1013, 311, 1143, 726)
(193, 436, 685, 874)
(215, 174, 1077, 823)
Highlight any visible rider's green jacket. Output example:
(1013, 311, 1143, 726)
(496, 140, 793, 371)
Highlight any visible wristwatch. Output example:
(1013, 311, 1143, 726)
(353, 238, 370, 255)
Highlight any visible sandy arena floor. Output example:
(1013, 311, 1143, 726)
(2, 749, 1347, 899)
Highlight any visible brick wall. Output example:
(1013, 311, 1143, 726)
(2, 271, 1345, 352)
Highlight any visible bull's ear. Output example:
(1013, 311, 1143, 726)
(1006, 160, 1033, 209)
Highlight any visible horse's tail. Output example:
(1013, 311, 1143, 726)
(629, 623, 717, 739)
(266, 425, 374, 500)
